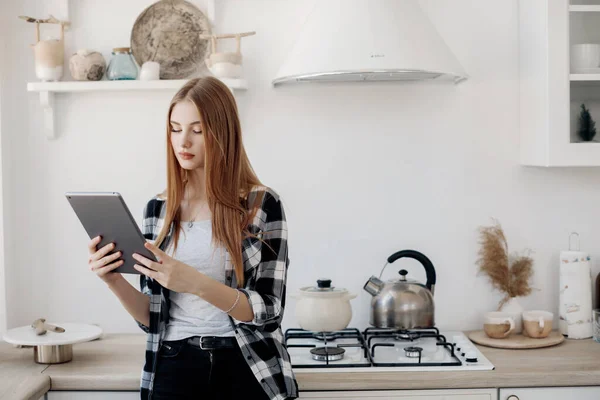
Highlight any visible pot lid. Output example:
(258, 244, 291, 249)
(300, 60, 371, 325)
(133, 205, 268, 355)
(388, 269, 422, 285)
(299, 279, 349, 297)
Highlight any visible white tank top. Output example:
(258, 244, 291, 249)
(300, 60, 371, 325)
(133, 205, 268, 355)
(163, 219, 235, 340)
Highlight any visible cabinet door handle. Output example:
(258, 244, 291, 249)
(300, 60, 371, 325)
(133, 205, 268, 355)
(507, 396, 520, 400)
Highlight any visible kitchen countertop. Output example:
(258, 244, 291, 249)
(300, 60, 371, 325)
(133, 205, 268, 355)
(0, 340, 50, 400)
(1, 332, 600, 399)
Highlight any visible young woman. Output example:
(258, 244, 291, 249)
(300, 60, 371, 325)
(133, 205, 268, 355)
(86, 77, 298, 400)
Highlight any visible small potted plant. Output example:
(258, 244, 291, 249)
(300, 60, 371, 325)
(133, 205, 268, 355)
(577, 103, 597, 142)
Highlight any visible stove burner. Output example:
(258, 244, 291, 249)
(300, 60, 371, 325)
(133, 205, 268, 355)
(310, 346, 346, 361)
(313, 332, 337, 341)
(404, 346, 423, 358)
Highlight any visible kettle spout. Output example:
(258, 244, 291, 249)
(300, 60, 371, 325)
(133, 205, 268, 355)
(363, 276, 384, 296)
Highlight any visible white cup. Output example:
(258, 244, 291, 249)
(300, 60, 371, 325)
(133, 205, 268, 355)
(140, 61, 160, 80)
(571, 44, 600, 71)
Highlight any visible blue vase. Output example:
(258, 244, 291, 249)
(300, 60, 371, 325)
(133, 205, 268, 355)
(107, 47, 138, 80)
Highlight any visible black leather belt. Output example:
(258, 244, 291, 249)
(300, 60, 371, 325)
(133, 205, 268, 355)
(187, 336, 236, 350)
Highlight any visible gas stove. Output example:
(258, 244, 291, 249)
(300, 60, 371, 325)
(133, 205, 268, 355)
(284, 327, 495, 372)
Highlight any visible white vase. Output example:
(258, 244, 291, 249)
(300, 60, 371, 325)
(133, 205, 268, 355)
(499, 296, 524, 334)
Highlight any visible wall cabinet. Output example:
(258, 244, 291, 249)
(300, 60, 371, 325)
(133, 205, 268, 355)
(519, 0, 600, 166)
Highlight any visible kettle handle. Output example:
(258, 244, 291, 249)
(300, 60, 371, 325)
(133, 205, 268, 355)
(380, 250, 437, 294)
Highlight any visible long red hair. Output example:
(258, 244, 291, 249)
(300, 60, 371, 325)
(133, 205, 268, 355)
(153, 77, 263, 287)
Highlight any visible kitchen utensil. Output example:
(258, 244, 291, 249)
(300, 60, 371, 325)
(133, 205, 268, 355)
(523, 310, 553, 338)
(2, 322, 102, 363)
(559, 232, 593, 339)
(483, 312, 515, 339)
(363, 249, 436, 329)
(468, 330, 564, 349)
(130, 0, 211, 79)
(295, 279, 357, 332)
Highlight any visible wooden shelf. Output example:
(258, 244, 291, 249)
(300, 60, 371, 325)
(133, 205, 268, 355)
(569, 5, 600, 12)
(27, 78, 247, 139)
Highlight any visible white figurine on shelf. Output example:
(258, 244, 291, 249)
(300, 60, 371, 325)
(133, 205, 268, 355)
(200, 31, 256, 79)
(19, 15, 70, 82)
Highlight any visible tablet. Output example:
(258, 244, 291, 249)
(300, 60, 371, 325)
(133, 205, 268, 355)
(65, 191, 158, 275)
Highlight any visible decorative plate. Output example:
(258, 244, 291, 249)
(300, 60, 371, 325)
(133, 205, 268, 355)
(130, 0, 211, 79)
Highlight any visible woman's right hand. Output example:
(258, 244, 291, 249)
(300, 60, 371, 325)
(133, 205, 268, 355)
(88, 235, 124, 285)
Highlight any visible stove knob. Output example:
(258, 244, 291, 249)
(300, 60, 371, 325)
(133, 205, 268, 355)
(465, 351, 478, 363)
(506, 396, 519, 400)
(461, 346, 474, 357)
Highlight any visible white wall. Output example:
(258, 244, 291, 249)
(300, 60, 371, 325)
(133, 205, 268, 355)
(3, 0, 600, 334)
(0, 0, 8, 335)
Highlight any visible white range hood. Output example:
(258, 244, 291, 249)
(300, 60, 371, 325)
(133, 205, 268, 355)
(272, 0, 467, 86)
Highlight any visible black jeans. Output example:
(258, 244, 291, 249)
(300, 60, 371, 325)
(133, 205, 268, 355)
(151, 337, 271, 400)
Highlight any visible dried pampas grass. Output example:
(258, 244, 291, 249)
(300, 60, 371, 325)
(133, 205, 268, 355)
(476, 219, 534, 308)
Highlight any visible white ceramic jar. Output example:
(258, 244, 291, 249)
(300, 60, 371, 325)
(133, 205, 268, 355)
(295, 279, 357, 332)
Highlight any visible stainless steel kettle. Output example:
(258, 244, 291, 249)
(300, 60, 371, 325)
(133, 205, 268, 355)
(363, 250, 437, 329)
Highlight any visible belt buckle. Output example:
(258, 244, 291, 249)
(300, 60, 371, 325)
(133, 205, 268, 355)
(199, 336, 214, 350)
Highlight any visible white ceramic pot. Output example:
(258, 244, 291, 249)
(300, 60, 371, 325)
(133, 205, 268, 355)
(499, 296, 524, 334)
(295, 279, 357, 332)
(33, 39, 64, 82)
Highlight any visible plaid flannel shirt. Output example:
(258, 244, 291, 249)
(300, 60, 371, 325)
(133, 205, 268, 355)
(136, 186, 298, 400)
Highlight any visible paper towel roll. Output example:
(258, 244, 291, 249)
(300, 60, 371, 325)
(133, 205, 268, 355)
(559, 250, 593, 339)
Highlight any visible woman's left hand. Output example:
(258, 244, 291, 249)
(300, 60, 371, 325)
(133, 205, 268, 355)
(133, 242, 201, 294)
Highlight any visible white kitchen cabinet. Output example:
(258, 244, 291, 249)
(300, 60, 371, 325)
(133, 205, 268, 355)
(45, 391, 138, 399)
(299, 389, 497, 399)
(499, 386, 600, 400)
(518, 0, 600, 166)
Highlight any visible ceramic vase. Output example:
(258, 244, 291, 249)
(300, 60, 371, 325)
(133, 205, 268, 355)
(31, 23, 65, 81)
(499, 296, 524, 334)
(69, 49, 106, 81)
